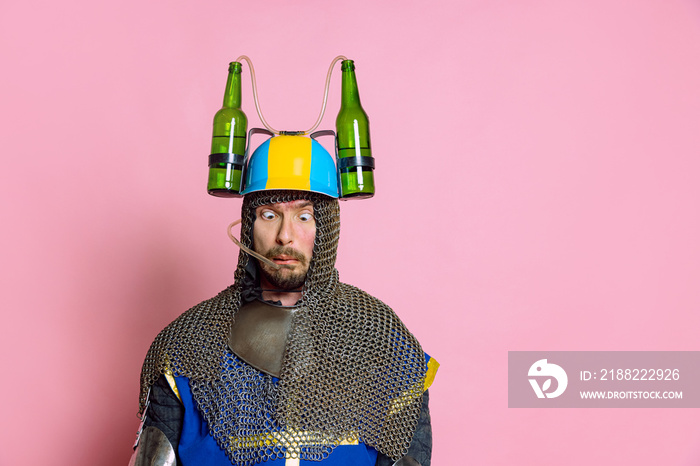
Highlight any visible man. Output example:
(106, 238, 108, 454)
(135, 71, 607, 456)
(131, 135, 438, 466)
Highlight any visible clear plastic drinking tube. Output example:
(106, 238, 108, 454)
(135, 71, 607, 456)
(227, 219, 290, 270)
(235, 55, 347, 135)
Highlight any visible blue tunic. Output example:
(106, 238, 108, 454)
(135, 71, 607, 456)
(170, 352, 438, 465)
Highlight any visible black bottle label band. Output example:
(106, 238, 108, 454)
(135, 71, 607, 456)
(209, 153, 245, 166)
(337, 155, 375, 169)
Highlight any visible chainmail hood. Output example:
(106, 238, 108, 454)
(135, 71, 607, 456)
(139, 190, 427, 464)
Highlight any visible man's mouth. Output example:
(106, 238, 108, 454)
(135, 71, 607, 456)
(263, 247, 306, 269)
(272, 255, 299, 265)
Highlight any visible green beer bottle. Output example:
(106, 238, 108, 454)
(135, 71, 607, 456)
(335, 59, 375, 199)
(208, 61, 248, 197)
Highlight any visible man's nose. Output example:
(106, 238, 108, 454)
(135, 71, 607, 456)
(276, 217, 294, 245)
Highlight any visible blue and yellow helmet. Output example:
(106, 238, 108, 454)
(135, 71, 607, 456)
(241, 135, 339, 198)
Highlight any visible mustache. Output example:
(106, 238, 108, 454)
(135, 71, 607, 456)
(263, 246, 307, 263)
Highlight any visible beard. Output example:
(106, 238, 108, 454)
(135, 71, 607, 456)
(257, 246, 310, 291)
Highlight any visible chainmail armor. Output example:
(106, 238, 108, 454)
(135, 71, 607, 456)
(139, 190, 427, 464)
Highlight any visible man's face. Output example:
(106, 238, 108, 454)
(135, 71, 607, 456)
(253, 199, 316, 291)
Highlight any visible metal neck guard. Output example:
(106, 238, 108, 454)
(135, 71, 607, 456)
(228, 299, 297, 377)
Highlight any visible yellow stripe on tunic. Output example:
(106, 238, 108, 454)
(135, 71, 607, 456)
(424, 357, 440, 391)
(164, 371, 182, 402)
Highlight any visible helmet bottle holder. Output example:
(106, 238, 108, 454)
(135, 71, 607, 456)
(207, 56, 376, 200)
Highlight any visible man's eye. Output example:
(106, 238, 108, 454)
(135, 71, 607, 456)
(299, 213, 313, 222)
(261, 211, 276, 220)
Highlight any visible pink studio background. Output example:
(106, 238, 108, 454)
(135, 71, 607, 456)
(2, 0, 700, 465)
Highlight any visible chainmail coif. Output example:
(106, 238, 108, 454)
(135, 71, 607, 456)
(139, 190, 427, 464)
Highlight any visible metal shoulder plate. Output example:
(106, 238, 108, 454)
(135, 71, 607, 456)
(129, 426, 176, 466)
(228, 299, 297, 377)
